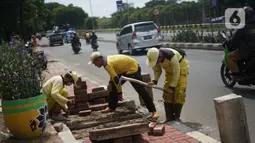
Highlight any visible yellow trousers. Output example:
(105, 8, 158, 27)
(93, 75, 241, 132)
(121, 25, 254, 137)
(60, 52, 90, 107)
(163, 59, 189, 104)
(47, 88, 68, 112)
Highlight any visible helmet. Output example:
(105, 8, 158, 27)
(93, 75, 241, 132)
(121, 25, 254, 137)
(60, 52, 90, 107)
(146, 47, 159, 67)
(243, 6, 254, 23)
(69, 71, 79, 86)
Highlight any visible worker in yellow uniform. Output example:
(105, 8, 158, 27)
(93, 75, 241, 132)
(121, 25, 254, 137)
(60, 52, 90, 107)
(42, 71, 79, 121)
(146, 47, 189, 122)
(88, 52, 159, 119)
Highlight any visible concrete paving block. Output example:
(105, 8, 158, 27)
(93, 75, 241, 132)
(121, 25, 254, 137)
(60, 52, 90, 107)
(89, 123, 149, 141)
(79, 110, 92, 116)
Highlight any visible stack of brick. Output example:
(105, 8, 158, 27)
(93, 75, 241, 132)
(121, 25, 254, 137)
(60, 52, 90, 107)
(66, 77, 110, 117)
(88, 87, 109, 105)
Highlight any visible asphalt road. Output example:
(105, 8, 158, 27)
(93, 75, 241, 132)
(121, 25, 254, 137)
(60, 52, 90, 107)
(39, 38, 255, 142)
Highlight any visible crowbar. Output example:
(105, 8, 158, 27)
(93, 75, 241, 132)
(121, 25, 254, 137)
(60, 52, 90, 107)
(119, 76, 173, 94)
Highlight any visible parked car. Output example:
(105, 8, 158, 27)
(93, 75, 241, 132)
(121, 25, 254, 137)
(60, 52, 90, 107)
(116, 21, 163, 55)
(64, 31, 76, 43)
(46, 30, 53, 38)
(49, 33, 63, 46)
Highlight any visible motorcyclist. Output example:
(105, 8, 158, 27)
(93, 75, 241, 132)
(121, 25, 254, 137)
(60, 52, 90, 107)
(71, 33, 81, 48)
(85, 32, 91, 44)
(226, 6, 255, 78)
(90, 32, 98, 43)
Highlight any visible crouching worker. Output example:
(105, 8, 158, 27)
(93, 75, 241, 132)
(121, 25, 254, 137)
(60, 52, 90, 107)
(146, 47, 189, 122)
(42, 71, 78, 121)
(88, 52, 159, 119)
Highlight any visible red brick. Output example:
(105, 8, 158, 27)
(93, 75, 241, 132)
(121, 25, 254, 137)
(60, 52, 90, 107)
(174, 136, 193, 141)
(92, 87, 105, 92)
(74, 89, 87, 95)
(69, 109, 79, 115)
(75, 93, 88, 101)
(153, 124, 165, 136)
(177, 140, 189, 143)
(88, 90, 109, 100)
(79, 110, 92, 116)
(186, 138, 199, 143)
(90, 98, 107, 105)
(76, 102, 89, 110)
(148, 122, 157, 135)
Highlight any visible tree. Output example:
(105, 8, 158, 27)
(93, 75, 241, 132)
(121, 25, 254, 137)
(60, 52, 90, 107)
(85, 17, 98, 29)
(53, 5, 88, 28)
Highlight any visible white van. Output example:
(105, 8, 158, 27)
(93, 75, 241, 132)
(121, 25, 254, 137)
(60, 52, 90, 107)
(116, 21, 163, 55)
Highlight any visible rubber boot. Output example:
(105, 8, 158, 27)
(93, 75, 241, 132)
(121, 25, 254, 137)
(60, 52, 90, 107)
(174, 104, 183, 122)
(161, 103, 174, 123)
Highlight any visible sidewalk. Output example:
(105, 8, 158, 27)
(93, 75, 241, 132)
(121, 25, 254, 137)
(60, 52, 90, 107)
(47, 61, 201, 143)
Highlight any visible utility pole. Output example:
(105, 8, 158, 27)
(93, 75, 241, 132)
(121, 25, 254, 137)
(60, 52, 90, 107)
(89, 0, 94, 30)
(126, 0, 130, 24)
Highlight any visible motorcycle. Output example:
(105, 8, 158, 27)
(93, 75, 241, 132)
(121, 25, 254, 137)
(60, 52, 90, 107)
(72, 42, 81, 54)
(220, 32, 255, 87)
(91, 40, 98, 51)
(85, 38, 91, 45)
(25, 41, 48, 70)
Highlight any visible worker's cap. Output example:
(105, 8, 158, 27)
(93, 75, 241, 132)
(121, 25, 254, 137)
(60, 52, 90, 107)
(69, 71, 79, 87)
(88, 52, 102, 65)
(146, 47, 159, 67)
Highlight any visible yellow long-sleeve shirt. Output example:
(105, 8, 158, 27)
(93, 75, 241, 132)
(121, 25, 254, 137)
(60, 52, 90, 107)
(42, 76, 68, 108)
(104, 55, 139, 91)
(152, 48, 182, 88)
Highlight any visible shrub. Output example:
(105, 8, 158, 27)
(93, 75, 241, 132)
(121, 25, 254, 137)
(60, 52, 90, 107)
(0, 42, 44, 100)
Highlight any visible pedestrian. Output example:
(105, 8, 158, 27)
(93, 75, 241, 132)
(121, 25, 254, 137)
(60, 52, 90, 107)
(88, 52, 159, 119)
(146, 47, 189, 122)
(42, 71, 79, 121)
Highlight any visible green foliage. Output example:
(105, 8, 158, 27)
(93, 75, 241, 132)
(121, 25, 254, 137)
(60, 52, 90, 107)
(0, 42, 44, 100)
(84, 17, 98, 30)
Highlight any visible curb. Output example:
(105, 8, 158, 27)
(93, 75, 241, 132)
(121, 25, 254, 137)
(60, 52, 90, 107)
(98, 39, 223, 51)
(168, 121, 220, 143)
(163, 43, 222, 51)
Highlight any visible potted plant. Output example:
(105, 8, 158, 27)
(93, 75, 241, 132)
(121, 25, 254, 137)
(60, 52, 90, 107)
(0, 41, 48, 139)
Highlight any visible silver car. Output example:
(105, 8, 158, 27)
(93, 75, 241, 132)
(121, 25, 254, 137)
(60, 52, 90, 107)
(116, 21, 163, 55)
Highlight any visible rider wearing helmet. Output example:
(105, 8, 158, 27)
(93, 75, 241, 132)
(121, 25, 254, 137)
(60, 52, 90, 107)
(226, 6, 255, 78)
(71, 33, 81, 47)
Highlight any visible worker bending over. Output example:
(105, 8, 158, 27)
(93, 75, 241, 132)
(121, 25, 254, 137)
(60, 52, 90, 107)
(42, 72, 78, 121)
(88, 52, 159, 119)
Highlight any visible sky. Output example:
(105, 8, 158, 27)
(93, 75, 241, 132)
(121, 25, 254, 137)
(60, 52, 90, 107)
(45, 0, 159, 18)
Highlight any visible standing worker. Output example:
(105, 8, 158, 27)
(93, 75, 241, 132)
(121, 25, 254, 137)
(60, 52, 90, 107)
(88, 52, 159, 119)
(146, 47, 189, 122)
(42, 71, 79, 121)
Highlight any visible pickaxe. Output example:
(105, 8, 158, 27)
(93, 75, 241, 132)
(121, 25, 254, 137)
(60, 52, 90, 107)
(118, 76, 173, 94)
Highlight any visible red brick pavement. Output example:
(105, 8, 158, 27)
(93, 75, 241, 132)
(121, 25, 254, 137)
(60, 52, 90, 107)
(46, 62, 199, 143)
(83, 125, 199, 143)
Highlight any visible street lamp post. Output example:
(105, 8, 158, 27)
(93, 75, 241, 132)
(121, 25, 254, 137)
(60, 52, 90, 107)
(89, 0, 94, 30)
